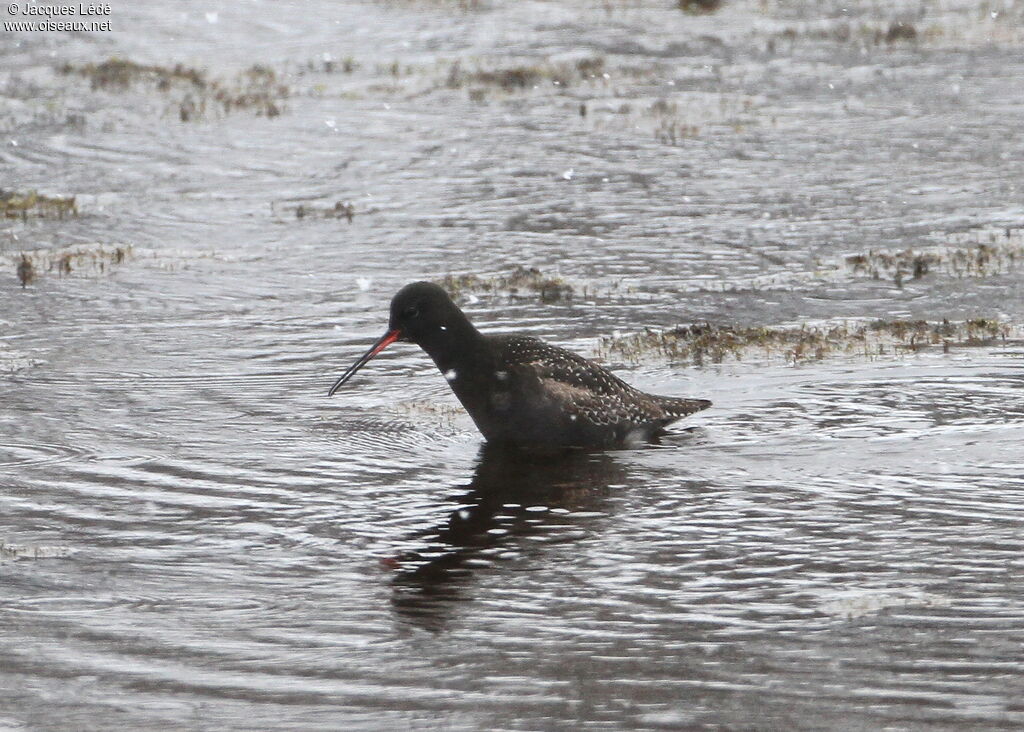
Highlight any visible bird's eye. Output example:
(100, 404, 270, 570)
(401, 306, 420, 319)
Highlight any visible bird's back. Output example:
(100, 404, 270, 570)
(463, 335, 709, 447)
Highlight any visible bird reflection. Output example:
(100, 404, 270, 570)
(390, 443, 626, 631)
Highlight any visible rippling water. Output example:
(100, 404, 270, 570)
(3, 1, 1024, 729)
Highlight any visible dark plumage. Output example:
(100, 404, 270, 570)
(328, 281, 710, 448)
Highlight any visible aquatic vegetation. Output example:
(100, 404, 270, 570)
(649, 98, 702, 144)
(375, 0, 483, 9)
(208, 64, 287, 118)
(446, 56, 608, 94)
(16, 254, 34, 287)
(769, 19, 928, 51)
(300, 56, 360, 74)
(586, 93, 760, 145)
(3, 243, 131, 284)
(678, 0, 722, 14)
(295, 51, 656, 103)
(58, 58, 205, 90)
(884, 21, 918, 44)
(3, 243, 222, 284)
(0, 541, 72, 560)
(59, 58, 288, 120)
(601, 318, 1020, 366)
(273, 200, 356, 222)
(1, 190, 77, 220)
(439, 266, 573, 303)
(763, 1, 1024, 49)
(842, 227, 1023, 285)
(305, 201, 354, 222)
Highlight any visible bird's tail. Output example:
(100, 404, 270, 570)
(658, 396, 712, 419)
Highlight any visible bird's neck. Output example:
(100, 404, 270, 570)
(419, 319, 488, 374)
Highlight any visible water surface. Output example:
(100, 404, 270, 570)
(2, 1, 1024, 729)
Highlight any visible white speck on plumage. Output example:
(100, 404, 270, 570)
(495, 370, 508, 381)
(439, 325, 447, 331)
(444, 369, 457, 381)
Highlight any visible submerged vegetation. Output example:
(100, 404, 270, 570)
(721, 227, 1024, 293)
(601, 319, 1019, 366)
(1, 190, 77, 220)
(5, 244, 131, 285)
(59, 58, 204, 89)
(439, 266, 574, 303)
(58, 58, 288, 120)
(16, 254, 34, 287)
(581, 93, 760, 146)
(274, 200, 356, 222)
(648, 98, 709, 144)
(770, 20, 926, 50)
(842, 227, 1023, 285)
(445, 56, 609, 94)
(0, 541, 72, 561)
(678, 0, 722, 14)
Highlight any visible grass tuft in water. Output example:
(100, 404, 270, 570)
(59, 58, 289, 120)
(58, 57, 205, 90)
(16, 254, 34, 288)
(272, 200, 356, 222)
(600, 318, 1020, 366)
(0, 541, 73, 561)
(446, 56, 607, 95)
(5, 244, 132, 285)
(1, 190, 78, 220)
(885, 21, 918, 43)
(771, 19, 925, 50)
(678, 0, 722, 14)
(439, 266, 573, 303)
(843, 227, 1023, 285)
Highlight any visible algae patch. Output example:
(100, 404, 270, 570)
(1, 190, 78, 220)
(771, 20, 923, 49)
(273, 200, 356, 222)
(4, 243, 131, 284)
(446, 56, 608, 93)
(0, 541, 73, 561)
(583, 93, 763, 145)
(58, 58, 289, 120)
(765, 5, 1024, 51)
(730, 226, 1024, 293)
(842, 227, 1023, 285)
(58, 58, 204, 90)
(678, 0, 722, 15)
(601, 318, 1020, 367)
(439, 266, 573, 303)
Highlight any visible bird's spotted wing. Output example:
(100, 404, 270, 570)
(497, 336, 697, 428)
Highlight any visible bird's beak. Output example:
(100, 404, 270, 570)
(327, 329, 401, 396)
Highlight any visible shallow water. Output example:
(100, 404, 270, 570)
(3, 1, 1024, 729)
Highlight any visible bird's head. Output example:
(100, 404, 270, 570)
(327, 281, 474, 396)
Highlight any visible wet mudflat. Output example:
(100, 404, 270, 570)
(2, 0, 1024, 729)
